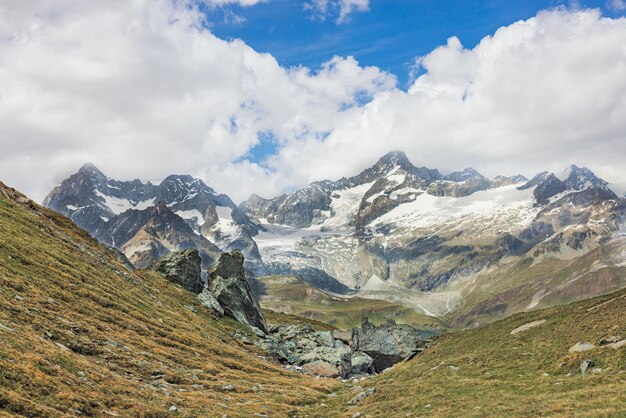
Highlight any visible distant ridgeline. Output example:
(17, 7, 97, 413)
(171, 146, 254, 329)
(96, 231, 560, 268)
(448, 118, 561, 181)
(44, 152, 625, 326)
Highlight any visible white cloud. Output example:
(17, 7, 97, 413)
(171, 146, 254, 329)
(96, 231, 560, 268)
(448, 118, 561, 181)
(0, 0, 393, 202)
(0, 4, 624, 205)
(607, 0, 626, 11)
(304, 0, 369, 23)
(261, 8, 626, 194)
(203, 0, 266, 7)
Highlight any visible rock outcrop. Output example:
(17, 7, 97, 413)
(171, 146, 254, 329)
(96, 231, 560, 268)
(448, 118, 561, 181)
(208, 250, 268, 333)
(248, 319, 427, 379)
(150, 249, 203, 293)
(352, 318, 424, 371)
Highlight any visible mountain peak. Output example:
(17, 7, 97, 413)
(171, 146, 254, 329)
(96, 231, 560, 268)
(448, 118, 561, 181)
(377, 151, 410, 166)
(373, 151, 415, 175)
(444, 167, 486, 182)
(558, 164, 609, 191)
(78, 162, 106, 179)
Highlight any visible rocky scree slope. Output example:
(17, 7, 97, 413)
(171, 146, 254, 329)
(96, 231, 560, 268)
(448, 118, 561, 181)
(43, 164, 262, 269)
(0, 181, 335, 416)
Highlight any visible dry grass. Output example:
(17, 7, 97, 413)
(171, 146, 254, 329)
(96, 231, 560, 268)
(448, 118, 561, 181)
(2, 181, 625, 417)
(314, 289, 626, 417)
(0, 183, 336, 417)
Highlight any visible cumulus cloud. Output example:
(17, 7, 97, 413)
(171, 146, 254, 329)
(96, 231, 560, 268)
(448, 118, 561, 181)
(0, 0, 393, 202)
(304, 0, 369, 23)
(263, 8, 626, 193)
(607, 0, 626, 11)
(0, 3, 624, 204)
(203, 0, 266, 7)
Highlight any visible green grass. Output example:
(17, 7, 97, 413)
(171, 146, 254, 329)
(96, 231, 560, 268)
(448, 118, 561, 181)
(314, 289, 626, 417)
(255, 275, 448, 331)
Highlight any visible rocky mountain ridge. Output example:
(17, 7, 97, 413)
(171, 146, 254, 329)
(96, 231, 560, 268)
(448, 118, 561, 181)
(43, 154, 625, 327)
(44, 163, 261, 268)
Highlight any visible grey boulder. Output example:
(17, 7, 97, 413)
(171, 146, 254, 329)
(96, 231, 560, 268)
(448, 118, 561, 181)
(208, 250, 267, 333)
(150, 249, 203, 293)
(352, 318, 423, 372)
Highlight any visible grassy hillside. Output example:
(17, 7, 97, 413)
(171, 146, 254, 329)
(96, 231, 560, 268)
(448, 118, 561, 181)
(0, 183, 335, 417)
(1, 180, 625, 417)
(314, 288, 626, 417)
(254, 275, 447, 331)
(450, 240, 626, 328)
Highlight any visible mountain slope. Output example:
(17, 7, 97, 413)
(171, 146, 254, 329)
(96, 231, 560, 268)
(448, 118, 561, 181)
(1, 181, 625, 416)
(0, 182, 333, 416)
(314, 287, 626, 417)
(44, 165, 262, 268)
(243, 152, 625, 325)
(252, 275, 447, 331)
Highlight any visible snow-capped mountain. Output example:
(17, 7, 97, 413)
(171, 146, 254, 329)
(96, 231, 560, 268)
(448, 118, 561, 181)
(240, 152, 624, 320)
(44, 155, 624, 325)
(44, 164, 262, 268)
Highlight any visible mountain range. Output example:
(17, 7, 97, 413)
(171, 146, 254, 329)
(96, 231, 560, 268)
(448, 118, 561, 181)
(43, 152, 625, 326)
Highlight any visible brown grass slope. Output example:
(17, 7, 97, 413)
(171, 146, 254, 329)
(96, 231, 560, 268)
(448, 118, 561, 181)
(314, 288, 626, 417)
(0, 182, 335, 417)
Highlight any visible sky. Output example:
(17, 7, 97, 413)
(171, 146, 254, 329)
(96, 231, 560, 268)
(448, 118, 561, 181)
(0, 0, 625, 203)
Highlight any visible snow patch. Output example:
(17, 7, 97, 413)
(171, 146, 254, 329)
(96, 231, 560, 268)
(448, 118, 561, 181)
(95, 190, 154, 215)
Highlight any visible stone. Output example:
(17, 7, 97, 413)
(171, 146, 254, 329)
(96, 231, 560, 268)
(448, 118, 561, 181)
(352, 318, 422, 372)
(599, 336, 623, 346)
(332, 329, 353, 345)
(580, 359, 594, 375)
(569, 342, 595, 353)
(151, 249, 203, 293)
(250, 326, 267, 338)
(351, 353, 374, 375)
(298, 344, 352, 378)
(316, 331, 335, 348)
(510, 320, 546, 335)
(302, 361, 340, 378)
(348, 387, 376, 405)
(197, 289, 224, 318)
(208, 251, 267, 333)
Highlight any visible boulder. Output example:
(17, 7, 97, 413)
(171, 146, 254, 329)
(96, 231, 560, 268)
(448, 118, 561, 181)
(580, 359, 594, 375)
(568, 342, 595, 353)
(197, 289, 224, 318)
(208, 251, 267, 333)
(298, 343, 352, 378)
(302, 361, 340, 378)
(352, 318, 422, 372)
(151, 249, 203, 293)
(351, 353, 374, 375)
(599, 336, 622, 346)
(332, 329, 353, 345)
(348, 387, 376, 405)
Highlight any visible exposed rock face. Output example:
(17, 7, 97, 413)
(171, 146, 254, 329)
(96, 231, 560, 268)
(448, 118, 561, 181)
(43, 164, 262, 268)
(248, 319, 427, 379)
(197, 288, 224, 318)
(208, 251, 267, 333)
(352, 318, 423, 372)
(150, 249, 203, 293)
(111, 202, 221, 269)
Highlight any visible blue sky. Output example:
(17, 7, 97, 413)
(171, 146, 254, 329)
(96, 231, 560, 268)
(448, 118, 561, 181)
(2, 1, 625, 201)
(205, 0, 620, 88)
